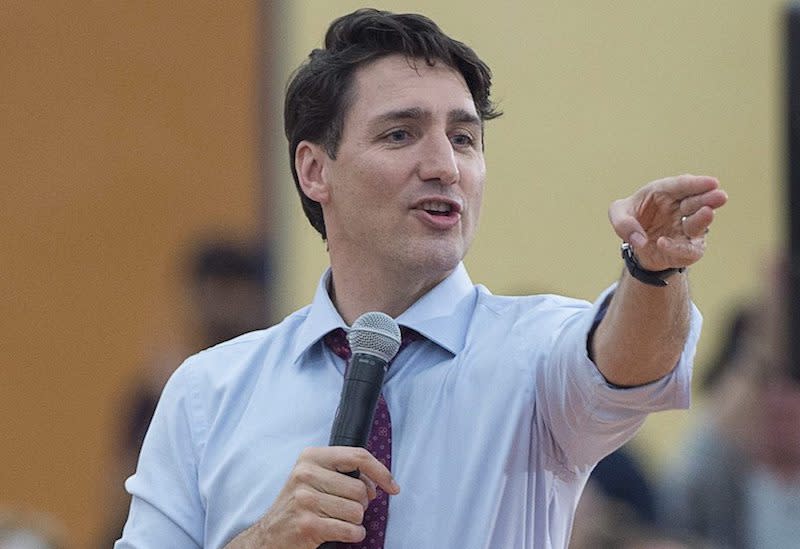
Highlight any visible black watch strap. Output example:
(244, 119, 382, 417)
(620, 242, 685, 287)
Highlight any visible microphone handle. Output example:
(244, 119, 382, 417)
(319, 353, 387, 549)
(328, 353, 388, 448)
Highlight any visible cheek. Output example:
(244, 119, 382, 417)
(328, 164, 372, 206)
(349, 156, 406, 199)
(465, 169, 485, 217)
(331, 163, 407, 233)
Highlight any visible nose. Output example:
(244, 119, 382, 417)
(418, 133, 459, 185)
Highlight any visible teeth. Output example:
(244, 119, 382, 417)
(421, 201, 451, 213)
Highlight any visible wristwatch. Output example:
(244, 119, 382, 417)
(620, 242, 684, 287)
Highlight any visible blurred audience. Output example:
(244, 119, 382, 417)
(657, 257, 800, 548)
(591, 445, 658, 525)
(570, 446, 711, 548)
(184, 237, 274, 348)
(98, 236, 273, 547)
(0, 507, 66, 549)
(570, 481, 711, 548)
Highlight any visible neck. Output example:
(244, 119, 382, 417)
(328, 258, 453, 325)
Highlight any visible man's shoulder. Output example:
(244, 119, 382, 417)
(181, 305, 312, 380)
(160, 305, 314, 426)
(474, 287, 592, 318)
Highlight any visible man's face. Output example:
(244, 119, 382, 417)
(318, 54, 486, 283)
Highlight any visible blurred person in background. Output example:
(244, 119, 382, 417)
(568, 444, 656, 545)
(658, 257, 800, 548)
(587, 443, 658, 525)
(185, 238, 274, 349)
(98, 237, 272, 547)
(0, 507, 66, 549)
(570, 450, 712, 549)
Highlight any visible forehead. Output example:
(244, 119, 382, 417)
(345, 54, 477, 125)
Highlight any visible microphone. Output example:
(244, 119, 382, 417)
(328, 311, 401, 448)
(319, 312, 400, 549)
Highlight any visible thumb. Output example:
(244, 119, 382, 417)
(608, 199, 647, 248)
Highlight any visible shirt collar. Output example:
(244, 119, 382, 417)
(292, 262, 476, 363)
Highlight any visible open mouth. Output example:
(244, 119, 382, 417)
(420, 201, 453, 216)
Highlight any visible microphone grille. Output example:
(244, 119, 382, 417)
(348, 312, 402, 362)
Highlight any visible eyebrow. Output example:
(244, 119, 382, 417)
(370, 107, 482, 128)
(447, 108, 482, 127)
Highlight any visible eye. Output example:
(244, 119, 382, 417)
(450, 132, 475, 147)
(385, 129, 411, 143)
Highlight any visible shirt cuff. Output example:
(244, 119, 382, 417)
(584, 283, 701, 412)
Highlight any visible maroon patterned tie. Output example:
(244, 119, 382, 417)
(323, 326, 419, 549)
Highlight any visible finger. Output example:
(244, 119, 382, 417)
(655, 174, 720, 198)
(294, 487, 366, 526)
(294, 462, 371, 509)
(313, 446, 400, 495)
(679, 188, 729, 216)
(608, 198, 648, 248)
(680, 206, 715, 239)
(361, 472, 378, 501)
(656, 234, 707, 265)
(317, 516, 367, 544)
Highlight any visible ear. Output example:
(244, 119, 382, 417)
(295, 140, 331, 204)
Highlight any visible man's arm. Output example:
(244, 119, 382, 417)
(592, 174, 727, 386)
(114, 364, 206, 548)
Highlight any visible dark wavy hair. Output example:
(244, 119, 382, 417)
(284, 8, 502, 239)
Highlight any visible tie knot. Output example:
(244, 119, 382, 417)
(323, 326, 421, 362)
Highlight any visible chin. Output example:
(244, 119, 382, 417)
(413, 249, 464, 277)
(397, 233, 469, 276)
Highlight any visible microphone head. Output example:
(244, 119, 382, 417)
(348, 312, 402, 362)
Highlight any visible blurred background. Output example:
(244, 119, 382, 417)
(0, 1, 789, 547)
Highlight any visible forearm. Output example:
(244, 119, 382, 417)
(592, 269, 691, 386)
(595, 173, 726, 386)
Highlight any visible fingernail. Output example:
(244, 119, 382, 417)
(390, 479, 400, 493)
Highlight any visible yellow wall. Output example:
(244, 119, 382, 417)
(275, 1, 786, 471)
(1, 2, 266, 546)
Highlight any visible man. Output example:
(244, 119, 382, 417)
(116, 9, 727, 549)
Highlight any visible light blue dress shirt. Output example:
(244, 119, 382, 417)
(116, 263, 700, 549)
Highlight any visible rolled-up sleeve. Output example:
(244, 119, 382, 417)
(535, 285, 701, 472)
(115, 359, 206, 548)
